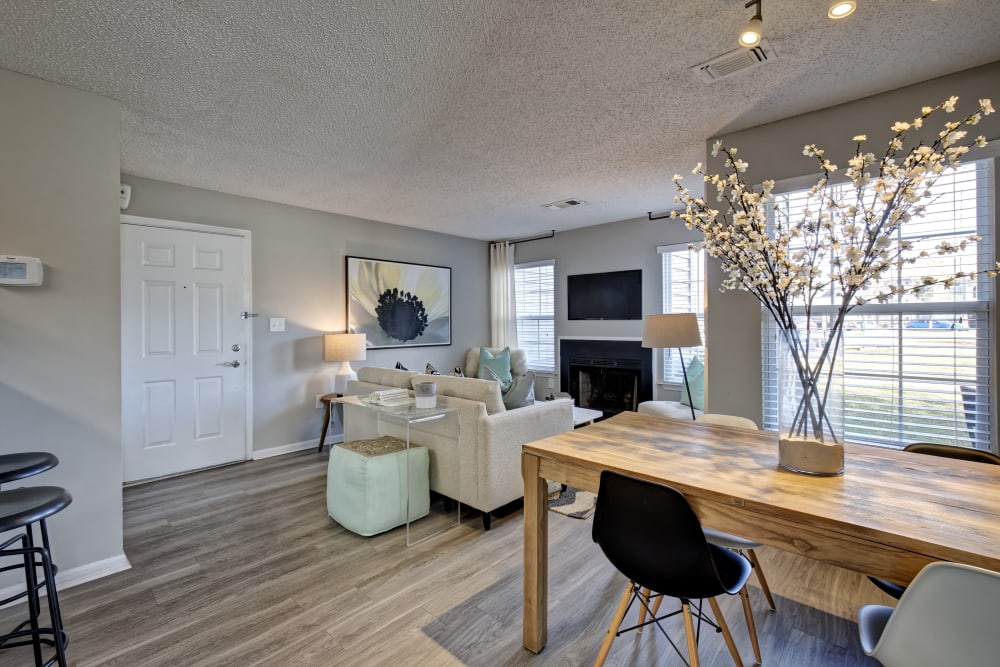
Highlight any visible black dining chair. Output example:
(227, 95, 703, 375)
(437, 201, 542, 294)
(591, 470, 754, 667)
(867, 443, 1000, 599)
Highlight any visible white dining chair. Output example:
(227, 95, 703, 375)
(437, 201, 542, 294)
(858, 561, 1000, 667)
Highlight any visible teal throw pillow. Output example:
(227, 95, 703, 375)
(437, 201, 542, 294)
(502, 371, 536, 410)
(478, 347, 512, 390)
(679, 356, 705, 411)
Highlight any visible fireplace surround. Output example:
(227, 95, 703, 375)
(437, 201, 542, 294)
(559, 339, 653, 419)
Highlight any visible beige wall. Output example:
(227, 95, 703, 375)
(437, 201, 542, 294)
(0, 69, 124, 574)
(121, 177, 490, 452)
(704, 61, 1000, 425)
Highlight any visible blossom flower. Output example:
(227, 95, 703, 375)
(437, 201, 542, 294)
(668, 96, 994, 445)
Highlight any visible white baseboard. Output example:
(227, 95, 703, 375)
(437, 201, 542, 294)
(253, 435, 343, 460)
(59, 554, 131, 589)
(0, 553, 131, 607)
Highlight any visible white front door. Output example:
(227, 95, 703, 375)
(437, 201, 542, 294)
(121, 221, 250, 482)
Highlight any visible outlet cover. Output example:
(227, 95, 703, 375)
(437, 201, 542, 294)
(269, 317, 285, 332)
(315, 394, 325, 409)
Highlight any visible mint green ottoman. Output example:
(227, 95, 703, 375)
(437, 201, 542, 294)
(326, 436, 430, 536)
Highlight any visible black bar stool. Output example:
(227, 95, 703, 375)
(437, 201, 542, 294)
(0, 453, 62, 620)
(0, 450, 70, 667)
(0, 453, 59, 486)
(0, 486, 71, 667)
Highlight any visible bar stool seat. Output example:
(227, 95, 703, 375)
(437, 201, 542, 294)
(0, 486, 72, 666)
(0, 486, 71, 534)
(0, 453, 58, 485)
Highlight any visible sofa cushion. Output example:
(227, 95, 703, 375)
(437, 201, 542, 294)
(477, 347, 512, 388)
(411, 373, 505, 415)
(481, 365, 537, 410)
(502, 370, 536, 410)
(356, 366, 417, 389)
(464, 347, 528, 379)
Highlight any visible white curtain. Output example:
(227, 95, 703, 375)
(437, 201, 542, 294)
(489, 241, 518, 349)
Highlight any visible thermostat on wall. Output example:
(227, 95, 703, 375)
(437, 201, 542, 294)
(0, 256, 43, 286)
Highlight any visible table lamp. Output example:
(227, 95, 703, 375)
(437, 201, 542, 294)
(324, 333, 367, 394)
(641, 313, 702, 420)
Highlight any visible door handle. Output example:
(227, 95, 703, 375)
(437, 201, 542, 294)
(222, 360, 241, 368)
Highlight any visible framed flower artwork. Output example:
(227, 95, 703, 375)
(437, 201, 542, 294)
(346, 256, 452, 349)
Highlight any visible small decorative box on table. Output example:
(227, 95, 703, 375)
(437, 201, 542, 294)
(326, 436, 430, 537)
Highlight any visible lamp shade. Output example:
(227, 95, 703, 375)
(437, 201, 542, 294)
(324, 333, 367, 362)
(641, 313, 702, 349)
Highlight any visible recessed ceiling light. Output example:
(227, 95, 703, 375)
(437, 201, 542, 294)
(828, 1, 857, 19)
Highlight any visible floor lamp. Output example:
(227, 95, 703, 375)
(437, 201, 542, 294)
(641, 313, 703, 420)
(324, 333, 367, 394)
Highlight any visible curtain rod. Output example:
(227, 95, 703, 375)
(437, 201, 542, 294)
(490, 230, 555, 245)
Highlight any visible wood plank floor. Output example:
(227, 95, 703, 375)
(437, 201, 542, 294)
(0, 451, 891, 665)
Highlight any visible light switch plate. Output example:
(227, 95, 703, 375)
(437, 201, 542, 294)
(269, 317, 285, 332)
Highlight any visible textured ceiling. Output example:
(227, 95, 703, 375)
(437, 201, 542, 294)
(2, 1, 999, 240)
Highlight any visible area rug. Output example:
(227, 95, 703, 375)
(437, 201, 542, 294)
(547, 486, 597, 520)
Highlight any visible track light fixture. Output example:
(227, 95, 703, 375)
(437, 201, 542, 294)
(739, 0, 763, 48)
(828, 1, 857, 19)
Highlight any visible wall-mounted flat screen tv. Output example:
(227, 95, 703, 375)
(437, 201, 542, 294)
(567, 269, 642, 320)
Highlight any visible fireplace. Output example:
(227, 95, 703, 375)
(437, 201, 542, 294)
(559, 339, 653, 419)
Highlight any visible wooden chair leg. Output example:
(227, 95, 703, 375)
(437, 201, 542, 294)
(681, 601, 700, 667)
(739, 585, 762, 665)
(708, 596, 744, 667)
(650, 591, 664, 617)
(594, 581, 634, 667)
(746, 549, 776, 611)
(636, 587, 650, 634)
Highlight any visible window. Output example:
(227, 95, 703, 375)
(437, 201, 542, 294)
(514, 260, 555, 372)
(659, 244, 705, 383)
(762, 159, 995, 450)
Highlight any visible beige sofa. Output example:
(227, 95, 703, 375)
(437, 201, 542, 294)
(343, 366, 573, 529)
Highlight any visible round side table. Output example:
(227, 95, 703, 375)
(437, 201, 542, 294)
(317, 393, 343, 453)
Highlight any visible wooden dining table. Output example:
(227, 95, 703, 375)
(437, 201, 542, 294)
(521, 410, 1000, 653)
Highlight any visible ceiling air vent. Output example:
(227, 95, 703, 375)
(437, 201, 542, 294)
(692, 39, 775, 83)
(542, 198, 586, 210)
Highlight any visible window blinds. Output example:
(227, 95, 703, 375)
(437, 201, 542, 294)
(514, 260, 555, 372)
(659, 244, 705, 383)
